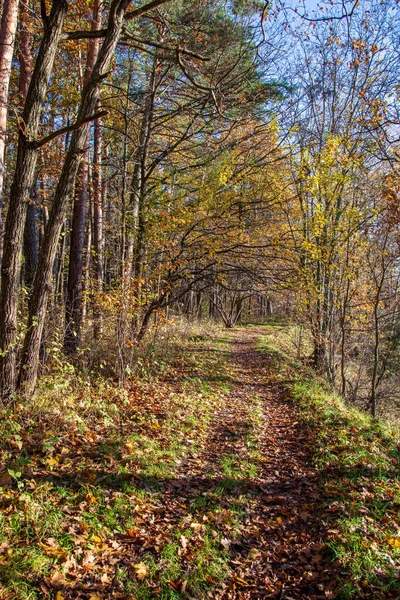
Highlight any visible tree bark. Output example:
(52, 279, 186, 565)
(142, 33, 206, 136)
(64, 0, 101, 352)
(23, 198, 38, 287)
(125, 59, 158, 334)
(19, 3, 37, 288)
(81, 193, 92, 325)
(19, 0, 134, 394)
(64, 160, 89, 351)
(92, 100, 103, 340)
(0, 0, 19, 258)
(0, 0, 68, 400)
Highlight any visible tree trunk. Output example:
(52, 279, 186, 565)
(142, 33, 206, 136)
(54, 223, 66, 304)
(64, 0, 101, 353)
(20, 3, 37, 288)
(371, 300, 379, 419)
(129, 60, 158, 273)
(128, 60, 159, 333)
(81, 195, 92, 325)
(312, 334, 326, 372)
(0, 0, 19, 258)
(92, 101, 103, 340)
(18, 0, 133, 394)
(23, 197, 38, 287)
(0, 0, 68, 400)
(64, 160, 89, 351)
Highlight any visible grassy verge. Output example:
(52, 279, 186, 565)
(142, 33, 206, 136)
(0, 328, 238, 599)
(259, 327, 400, 599)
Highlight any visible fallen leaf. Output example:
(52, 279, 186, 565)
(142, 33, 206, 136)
(127, 528, 137, 538)
(248, 548, 262, 560)
(86, 492, 97, 504)
(40, 543, 68, 560)
(190, 522, 205, 533)
(49, 571, 65, 589)
(180, 535, 189, 550)
(0, 470, 12, 488)
(133, 562, 149, 581)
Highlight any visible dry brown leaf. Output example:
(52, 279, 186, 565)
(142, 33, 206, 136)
(190, 522, 205, 533)
(220, 538, 231, 550)
(49, 571, 65, 589)
(248, 548, 262, 560)
(39, 542, 68, 560)
(133, 562, 149, 581)
(0, 470, 12, 488)
(180, 535, 189, 550)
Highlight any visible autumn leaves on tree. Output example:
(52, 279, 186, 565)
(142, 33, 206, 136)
(0, 0, 398, 418)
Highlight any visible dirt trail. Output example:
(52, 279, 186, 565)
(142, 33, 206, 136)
(211, 328, 341, 599)
(134, 328, 342, 599)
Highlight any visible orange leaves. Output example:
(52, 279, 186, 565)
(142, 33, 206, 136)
(39, 539, 69, 560)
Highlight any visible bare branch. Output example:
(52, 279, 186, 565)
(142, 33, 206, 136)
(176, 50, 213, 92)
(64, 0, 173, 41)
(295, 0, 358, 23)
(123, 30, 209, 61)
(64, 29, 107, 41)
(29, 111, 108, 149)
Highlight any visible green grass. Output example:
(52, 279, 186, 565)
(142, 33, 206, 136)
(0, 328, 258, 600)
(259, 327, 400, 599)
(219, 453, 258, 479)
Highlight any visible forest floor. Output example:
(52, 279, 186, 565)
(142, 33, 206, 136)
(1, 326, 400, 599)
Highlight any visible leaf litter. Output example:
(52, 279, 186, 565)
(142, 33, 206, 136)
(1, 328, 398, 598)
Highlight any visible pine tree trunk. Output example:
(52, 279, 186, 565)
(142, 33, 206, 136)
(81, 195, 92, 325)
(20, 3, 37, 288)
(64, 0, 101, 352)
(64, 160, 89, 351)
(23, 198, 37, 288)
(129, 61, 159, 332)
(0, 0, 68, 401)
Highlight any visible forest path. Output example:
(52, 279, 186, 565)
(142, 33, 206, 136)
(139, 327, 342, 600)
(207, 328, 340, 599)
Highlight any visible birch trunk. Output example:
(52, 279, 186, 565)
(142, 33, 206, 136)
(0, 0, 19, 258)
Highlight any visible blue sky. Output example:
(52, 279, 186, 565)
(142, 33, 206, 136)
(296, 0, 328, 12)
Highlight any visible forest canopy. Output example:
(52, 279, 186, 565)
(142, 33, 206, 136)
(0, 0, 399, 418)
